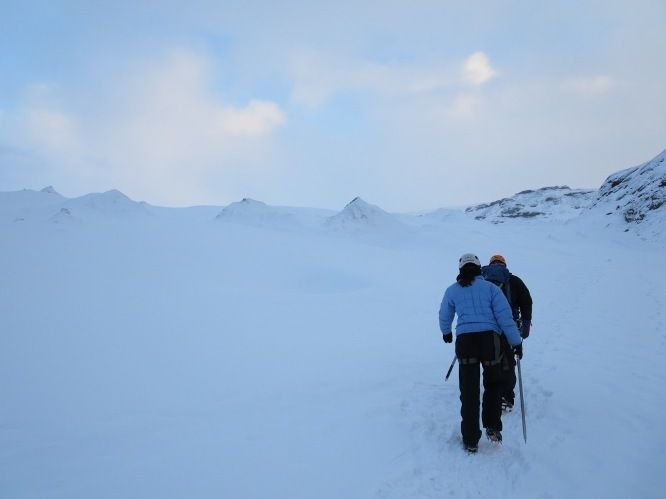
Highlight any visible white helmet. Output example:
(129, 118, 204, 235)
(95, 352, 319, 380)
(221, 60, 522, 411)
(458, 253, 481, 269)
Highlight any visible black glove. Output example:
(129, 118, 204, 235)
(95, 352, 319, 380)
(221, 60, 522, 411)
(513, 343, 523, 359)
(442, 332, 453, 343)
(520, 321, 531, 339)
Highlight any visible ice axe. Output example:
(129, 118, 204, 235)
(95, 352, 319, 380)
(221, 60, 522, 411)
(517, 355, 527, 443)
(444, 355, 457, 381)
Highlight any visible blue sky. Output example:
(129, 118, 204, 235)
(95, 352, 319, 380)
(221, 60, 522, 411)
(1, 0, 665, 210)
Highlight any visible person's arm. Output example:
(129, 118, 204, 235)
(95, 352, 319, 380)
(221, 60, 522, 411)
(439, 288, 455, 335)
(492, 286, 522, 346)
(513, 275, 533, 321)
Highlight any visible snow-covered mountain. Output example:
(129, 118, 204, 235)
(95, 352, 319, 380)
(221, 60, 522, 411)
(215, 197, 333, 229)
(0, 186, 65, 222)
(0, 187, 148, 223)
(3, 149, 664, 239)
(326, 197, 406, 232)
(216, 198, 298, 228)
(40, 185, 60, 195)
(461, 150, 666, 239)
(2, 152, 666, 499)
(585, 150, 666, 236)
(61, 189, 149, 218)
(464, 186, 596, 223)
(216, 197, 290, 223)
(2, 182, 665, 499)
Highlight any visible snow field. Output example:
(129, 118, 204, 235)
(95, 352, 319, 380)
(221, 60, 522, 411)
(1, 202, 665, 498)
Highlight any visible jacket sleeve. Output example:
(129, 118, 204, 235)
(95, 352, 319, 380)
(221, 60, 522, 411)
(439, 288, 455, 334)
(491, 285, 522, 346)
(512, 275, 533, 322)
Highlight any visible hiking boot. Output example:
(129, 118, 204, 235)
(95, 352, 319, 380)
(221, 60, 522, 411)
(486, 428, 502, 444)
(501, 397, 514, 412)
(464, 442, 478, 453)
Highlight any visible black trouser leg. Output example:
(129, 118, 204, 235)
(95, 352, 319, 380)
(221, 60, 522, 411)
(458, 361, 481, 446)
(499, 336, 516, 404)
(501, 363, 517, 404)
(482, 363, 503, 431)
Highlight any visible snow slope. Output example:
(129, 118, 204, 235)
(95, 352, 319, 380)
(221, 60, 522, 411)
(461, 149, 666, 242)
(0, 186, 65, 222)
(1, 185, 665, 499)
(0, 187, 148, 224)
(324, 197, 411, 244)
(215, 197, 334, 230)
(464, 186, 596, 223)
(60, 189, 149, 218)
(584, 149, 666, 239)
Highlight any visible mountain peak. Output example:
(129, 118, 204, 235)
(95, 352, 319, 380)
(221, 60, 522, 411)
(344, 196, 373, 209)
(239, 197, 266, 206)
(339, 197, 386, 217)
(60, 189, 146, 217)
(215, 198, 297, 228)
(590, 149, 666, 226)
(327, 197, 405, 232)
(102, 189, 132, 201)
(40, 185, 59, 195)
(465, 186, 596, 222)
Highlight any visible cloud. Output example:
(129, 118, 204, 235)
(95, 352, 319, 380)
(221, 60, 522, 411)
(462, 52, 497, 86)
(448, 93, 483, 121)
(3, 50, 286, 204)
(562, 75, 614, 96)
(9, 84, 83, 159)
(288, 49, 450, 108)
(218, 100, 285, 135)
(109, 51, 286, 168)
(23, 105, 82, 158)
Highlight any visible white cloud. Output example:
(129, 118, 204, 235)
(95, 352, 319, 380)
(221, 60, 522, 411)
(462, 51, 497, 86)
(24, 106, 82, 157)
(448, 93, 482, 121)
(563, 75, 614, 96)
(4, 50, 286, 204)
(10, 84, 83, 159)
(218, 100, 285, 135)
(288, 49, 450, 107)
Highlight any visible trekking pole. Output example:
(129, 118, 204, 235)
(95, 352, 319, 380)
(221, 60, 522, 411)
(444, 355, 457, 381)
(516, 356, 527, 443)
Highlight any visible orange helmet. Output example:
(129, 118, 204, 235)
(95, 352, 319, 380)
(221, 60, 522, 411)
(489, 254, 506, 266)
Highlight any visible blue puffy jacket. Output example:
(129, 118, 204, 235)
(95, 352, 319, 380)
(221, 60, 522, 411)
(439, 275, 522, 346)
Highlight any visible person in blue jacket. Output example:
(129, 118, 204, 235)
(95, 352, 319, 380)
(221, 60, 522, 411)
(439, 253, 523, 452)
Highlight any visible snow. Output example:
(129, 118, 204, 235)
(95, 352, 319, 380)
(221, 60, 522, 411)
(40, 185, 60, 195)
(61, 189, 149, 218)
(465, 186, 596, 223)
(326, 197, 408, 233)
(0, 188, 65, 223)
(1, 158, 665, 498)
(215, 198, 334, 230)
(586, 149, 666, 239)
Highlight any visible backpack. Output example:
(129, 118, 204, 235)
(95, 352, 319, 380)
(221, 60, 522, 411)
(482, 264, 519, 320)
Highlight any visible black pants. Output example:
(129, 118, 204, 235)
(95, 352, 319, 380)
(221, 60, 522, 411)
(455, 332, 503, 446)
(499, 335, 517, 404)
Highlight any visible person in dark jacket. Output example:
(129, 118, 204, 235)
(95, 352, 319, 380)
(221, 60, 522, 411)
(439, 253, 523, 452)
(484, 254, 533, 411)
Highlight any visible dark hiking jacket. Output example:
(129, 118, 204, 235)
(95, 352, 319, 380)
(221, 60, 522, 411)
(509, 274, 532, 322)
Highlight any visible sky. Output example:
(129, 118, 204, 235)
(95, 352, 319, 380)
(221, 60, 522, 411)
(1, 0, 665, 211)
